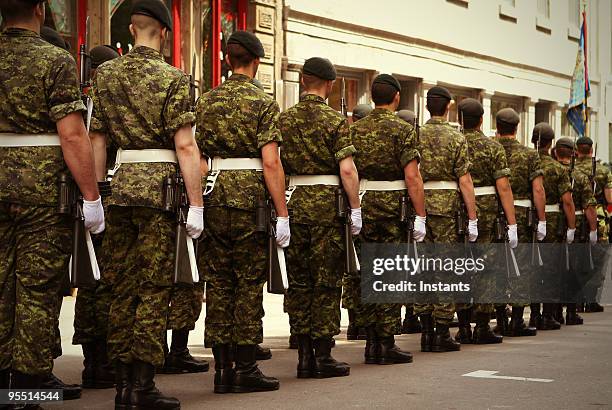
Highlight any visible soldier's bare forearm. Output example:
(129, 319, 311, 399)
(496, 177, 516, 225)
(459, 173, 477, 220)
(339, 156, 360, 209)
(561, 191, 576, 229)
(57, 112, 100, 201)
(262, 142, 288, 217)
(175, 125, 203, 207)
(605, 187, 612, 205)
(90, 131, 107, 182)
(404, 161, 425, 217)
(532, 176, 546, 221)
(586, 206, 597, 231)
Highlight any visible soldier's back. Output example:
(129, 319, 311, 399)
(496, 138, 541, 200)
(540, 154, 571, 206)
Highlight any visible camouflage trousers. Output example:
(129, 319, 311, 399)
(413, 215, 456, 324)
(167, 282, 205, 331)
(355, 218, 403, 337)
(341, 271, 360, 311)
(0, 202, 70, 375)
(283, 223, 343, 339)
(104, 206, 174, 367)
(201, 207, 266, 347)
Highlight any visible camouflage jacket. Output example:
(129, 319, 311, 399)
(464, 129, 510, 229)
(564, 162, 597, 211)
(575, 157, 612, 204)
(540, 152, 572, 241)
(350, 108, 419, 223)
(419, 118, 470, 217)
(0, 28, 85, 206)
(495, 137, 543, 200)
(90, 45, 195, 209)
(279, 94, 356, 225)
(195, 73, 282, 210)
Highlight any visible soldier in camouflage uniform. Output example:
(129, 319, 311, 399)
(414, 86, 478, 353)
(554, 138, 598, 324)
(351, 74, 425, 364)
(89, 3, 204, 408)
(575, 136, 612, 312)
(528, 123, 575, 331)
(494, 108, 546, 337)
(455, 98, 516, 345)
(280, 57, 360, 379)
(195, 31, 289, 393)
(0, 0, 104, 397)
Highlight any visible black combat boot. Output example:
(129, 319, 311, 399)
(296, 335, 314, 378)
(232, 345, 279, 392)
(288, 334, 298, 349)
(10, 370, 43, 410)
(114, 361, 131, 410)
(539, 304, 561, 330)
(212, 344, 233, 394)
(312, 338, 350, 378)
(493, 305, 509, 335)
(585, 303, 604, 312)
(529, 303, 542, 328)
(346, 309, 358, 340)
(82, 341, 115, 389)
(162, 329, 209, 374)
(402, 306, 422, 334)
(40, 372, 82, 400)
(472, 312, 503, 344)
(565, 304, 584, 325)
(129, 360, 179, 409)
(420, 314, 435, 352)
(432, 323, 461, 352)
(508, 307, 537, 336)
(255, 345, 272, 360)
(455, 309, 472, 344)
(0, 368, 9, 410)
(379, 336, 413, 364)
(364, 326, 380, 364)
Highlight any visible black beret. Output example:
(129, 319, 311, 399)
(496, 108, 520, 126)
(131, 0, 173, 31)
(458, 98, 484, 118)
(531, 123, 554, 144)
(427, 86, 452, 100)
(556, 137, 575, 150)
(352, 104, 373, 120)
(372, 74, 401, 93)
(90, 45, 120, 69)
(41, 26, 69, 51)
(227, 31, 265, 58)
(576, 136, 593, 146)
(396, 109, 416, 125)
(303, 57, 336, 81)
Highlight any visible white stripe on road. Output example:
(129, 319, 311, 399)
(462, 370, 553, 383)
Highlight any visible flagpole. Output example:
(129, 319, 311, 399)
(582, 5, 589, 137)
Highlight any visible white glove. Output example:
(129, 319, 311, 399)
(468, 219, 478, 242)
(566, 228, 576, 244)
(276, 216, 291, 248)
(82, 196, 105, 234)
(350, 208, 362, 236)
(537, 220, 547, 241)
(589, 230, 598, 244)
(413, 215, 426, 242)
(186, 206, 204, 239)
(507, 224, 518, 249)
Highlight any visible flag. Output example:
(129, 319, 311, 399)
(567, 11, 590, 137)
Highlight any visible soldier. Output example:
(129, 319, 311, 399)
(528, 123, 575, 330)
(279, 57, 360, 378)
(195, 31, 289, 393)
(71, 43, 119, 391)
(89, 2, 204, 408)
(414, 86, 478, 353)
(352, 104, 373, 122)
(396, 109, 416, 125)
(351, 74, 425, 364)
(553, 138, 598, 324)
(575, 136, 612, 312)
(455, 98, 517, 344)
(0, 0, 104, 400)
(493, 108, 546, 337)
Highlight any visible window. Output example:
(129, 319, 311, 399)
(490, 97, 524, 137)
(568, 0, 580, 27)
(326, 76, 360, 116)
(499, 0, 517, 22)
(43, 0, 77, 53)
(535, 102, 552, 125)
(537, 0, 550, 19)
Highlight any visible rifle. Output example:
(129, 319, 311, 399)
(336, 188, 360, 274)
(163, 173, 199, 285)
(495, 195, 521, 277)
(528, 137, 543, 266)
(340, 77, 348, 118)
(400, 195, 420, 273)
(79, 16, 92, 130)
(256, 198, 288, 294)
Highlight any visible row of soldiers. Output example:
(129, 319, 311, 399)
(1, 1, 611, 410)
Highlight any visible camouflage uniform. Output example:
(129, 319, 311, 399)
(350, 108, 419, 336)
(464, 130, 511, 314)
(576, 157, 612, 242)
(540, 152, 572, 244)
(414, 118, 470, 324)
(90, 45, 194, 367)
(279, 94, 356, 339)
(0, 28, 84, 375)
(195, 73, 281, 347)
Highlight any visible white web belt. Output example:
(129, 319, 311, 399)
(284, 175, 340, 204)
(423, 181, 459, 190)
(545, 204, 562, 213)
(0, 133, 61, 147)
(358, 179, 406, 202)
(474, 186, 496, 196)
(514, 199, 532, 208)
(107, 148, 178, 180)
(204, 157, 263, 196)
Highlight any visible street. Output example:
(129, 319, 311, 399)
(48, 294, 612, 410)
